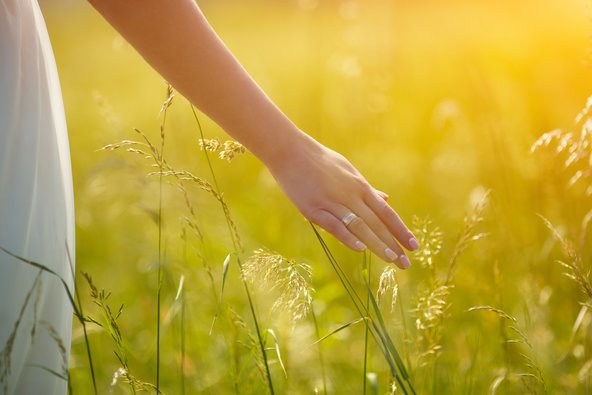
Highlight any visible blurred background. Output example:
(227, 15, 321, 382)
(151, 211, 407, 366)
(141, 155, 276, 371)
(40, 0, 592, 393)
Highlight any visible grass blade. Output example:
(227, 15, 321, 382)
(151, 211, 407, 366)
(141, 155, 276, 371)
(66, 242, 98, 395)
(191, 105, 274, 394)
(363, 252, 371, 395)
(311, 309, 328, 395)
(210, 254, 231, 335)
(362, 273, 415, 394)
(267, 329, 287, 379)
(313, 317, 366, 345)
(308, 224, 410, 393)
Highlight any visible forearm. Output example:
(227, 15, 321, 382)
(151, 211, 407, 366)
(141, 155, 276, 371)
(88, 0, 419, 265)
(88, 0, 313, 167)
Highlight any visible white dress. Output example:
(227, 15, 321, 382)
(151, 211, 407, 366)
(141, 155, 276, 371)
(0, 0, 75, 394)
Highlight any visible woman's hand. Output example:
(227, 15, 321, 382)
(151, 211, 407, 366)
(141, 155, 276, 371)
(87, 0, 418, 266)
(266, 132, 419, 268)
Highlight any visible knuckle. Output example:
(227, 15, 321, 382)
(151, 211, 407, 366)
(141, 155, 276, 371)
(376, 198, 393, 216)
(305, 208, 324, 224)
(323, 220, 339, 234)
(347, 216, 365, 229)
(360, 182, 374, 197)
(302, 204, 322, 219)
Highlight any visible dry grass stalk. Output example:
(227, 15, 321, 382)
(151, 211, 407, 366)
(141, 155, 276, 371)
(243, 249, 314, 322)
(412, 217, 443, 273)
(410, 215, 450, 368)
(228, 307, 267, 389)
(377, 266, 398, 313)
(0, 272, 42, 394)
(531, 96, 592, 200)
(198, 138, 246, 162)
(412, 283, 450, 366)
(40, 321, 69, 380)
(539, 215, 592, 301)
(99, 123, 244, 252)
(468, 306, 548, 394)
(83, 273, 157, 394)
(410, 193, 488, 369)
(445, 191, 489, 284)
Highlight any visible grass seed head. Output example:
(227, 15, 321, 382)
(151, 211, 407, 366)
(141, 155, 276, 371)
(411, 216, 443, 270)
(377, 266, 399, 312)
(243, 249, 314, 321)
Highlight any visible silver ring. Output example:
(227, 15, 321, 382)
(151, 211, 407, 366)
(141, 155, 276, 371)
(341, 212, 358, 227)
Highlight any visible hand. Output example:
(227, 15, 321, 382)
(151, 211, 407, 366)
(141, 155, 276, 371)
(266, 133, 419, 268)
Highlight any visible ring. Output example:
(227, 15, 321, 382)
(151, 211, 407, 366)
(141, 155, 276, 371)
(341, 212, 358, 227)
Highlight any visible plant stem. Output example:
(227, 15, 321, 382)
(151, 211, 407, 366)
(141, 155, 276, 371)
(394, 271, 412, 377)
(155, 92, 169, 394)
(310, 224, 416, 395)
(311, 309, 328, 395)
(66, 243, 98, 395)
(190, 104, 275, 394)
(363, 252, 370, 395)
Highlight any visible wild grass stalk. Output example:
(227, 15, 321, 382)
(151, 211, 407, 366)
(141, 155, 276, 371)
(173, 275, 186, 395)
(243, 249, 329, 391)
(210, 254, 231, 335)
(35, 321, 70, 383)
(100, 96, 257, 392)
(189, 104, 274, 394)
(376, 263, 410, 389)
(242, 249, 314, 322)
(530, 99, 592, 392)
(539, 216, 592, 301)
(445, 193, 489, 285)
(407, 192, 488, 393)
(468, 306, 548, 393)
(155, 84, 174, 394)
(100, 87, 199, 394)
(0, 244, 101, 394)
(393, 271, 411, 377)
(228, 307, 268, 390)
(0, 271, 42, 394)
(66, 242, 98, 395)
(0, 246, 81, 321)
(310, 309, 328, 395)
(363, 252, 370, 395)
(83, 273, 158, 394)
(309, 223, 416, 394)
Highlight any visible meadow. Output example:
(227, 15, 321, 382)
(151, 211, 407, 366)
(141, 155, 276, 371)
(39, 0, 592, 393)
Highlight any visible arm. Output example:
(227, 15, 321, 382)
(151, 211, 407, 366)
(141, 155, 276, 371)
(88, 0, 419, 267)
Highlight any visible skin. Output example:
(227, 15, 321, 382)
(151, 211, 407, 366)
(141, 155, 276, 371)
(88, 0, 419, 268)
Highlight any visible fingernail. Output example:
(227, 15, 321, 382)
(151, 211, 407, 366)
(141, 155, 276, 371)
(409, 237, 420, 251)
(399, 254, 411, 269)
(385, 248, 398, 261)
(355, 241, 367, 251)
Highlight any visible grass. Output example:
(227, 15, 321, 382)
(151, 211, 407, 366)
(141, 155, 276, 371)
(11, 0, 589, 393)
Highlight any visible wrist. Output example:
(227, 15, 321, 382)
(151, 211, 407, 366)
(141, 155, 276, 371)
(255, 125, 323, 172)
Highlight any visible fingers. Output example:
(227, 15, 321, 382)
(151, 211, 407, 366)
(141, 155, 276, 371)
(350, 204, 411, 268)
(365, 190, 419, 252)
(305, 192, 417, 270)
(375, 189, 390, 201)
(342, 204, 409, 269)
(308, 209, 367, 252)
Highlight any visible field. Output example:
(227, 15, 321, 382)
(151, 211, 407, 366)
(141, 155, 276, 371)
(40, 0, 592, 393)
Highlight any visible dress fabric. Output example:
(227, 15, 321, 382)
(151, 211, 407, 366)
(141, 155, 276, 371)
(0, 0, 75, 394)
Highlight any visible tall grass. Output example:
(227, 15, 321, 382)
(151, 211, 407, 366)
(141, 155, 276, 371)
(31, 1, 591, 390)
(67, 88, 591, 394)
(2, 93, 589, 394)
